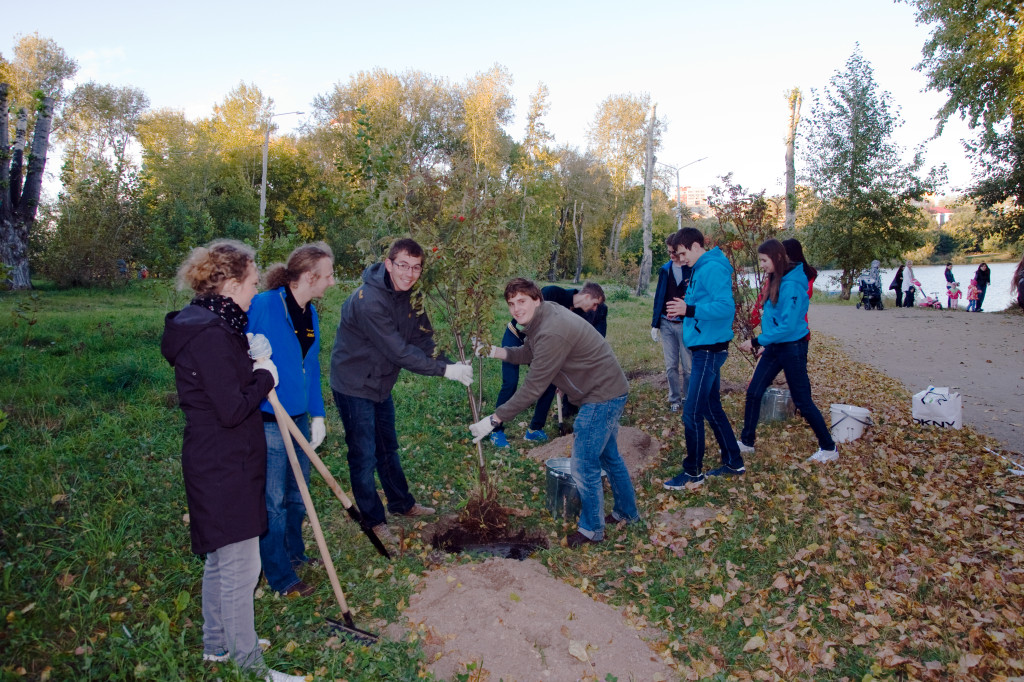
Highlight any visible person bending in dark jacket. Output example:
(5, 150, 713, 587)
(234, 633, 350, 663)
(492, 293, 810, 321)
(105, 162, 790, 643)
(161, 240, 304, 682)
(329, 238, 473, 547)
(470, 278, 639, 548)
(490, 282, 606, 447)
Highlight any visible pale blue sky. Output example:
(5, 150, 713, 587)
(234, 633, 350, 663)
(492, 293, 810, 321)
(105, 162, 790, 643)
(5, 0, 975, 196)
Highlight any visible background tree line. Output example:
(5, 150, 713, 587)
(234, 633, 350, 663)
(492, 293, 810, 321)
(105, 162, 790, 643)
(2, 21, 1022, 293)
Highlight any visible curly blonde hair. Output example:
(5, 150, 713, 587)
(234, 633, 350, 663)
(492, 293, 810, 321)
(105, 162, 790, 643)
(176, 240, 256, 296)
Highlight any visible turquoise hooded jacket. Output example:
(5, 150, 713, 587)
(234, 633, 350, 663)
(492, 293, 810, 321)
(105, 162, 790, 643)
(683, 246, 736, 348)
(757, 264, 810, 345)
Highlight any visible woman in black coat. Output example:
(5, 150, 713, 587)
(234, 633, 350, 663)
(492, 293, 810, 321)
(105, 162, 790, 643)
(161, 240, 303, 681)
(889, 265, 905, 307)
(974, 262, 991, 312)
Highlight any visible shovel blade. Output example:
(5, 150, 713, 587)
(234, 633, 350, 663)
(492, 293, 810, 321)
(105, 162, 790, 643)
(325, 616, 379, 644)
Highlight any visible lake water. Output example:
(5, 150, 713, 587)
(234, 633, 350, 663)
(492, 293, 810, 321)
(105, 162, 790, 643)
(814, 262, 1019, 312)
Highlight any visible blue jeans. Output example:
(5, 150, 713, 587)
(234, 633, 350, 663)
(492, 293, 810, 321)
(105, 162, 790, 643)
(740, 340, 835, 450)
(682, 350, 743, 475)
(658, 319, 692, 404)
(332, 390, 416, 527)
(202, 536, 263, 670)
(495, 323, 556, 431)
(259, 414, 310, 594)
(569, 394, 638, 540)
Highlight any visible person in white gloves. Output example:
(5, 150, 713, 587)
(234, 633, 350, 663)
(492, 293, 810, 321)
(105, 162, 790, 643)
(329, 238, 471, 546)
(162, 240, 304, 681)
(470, 278, 639, 550)
(651, 230, 693, 413)
(246, 243, 336, 597)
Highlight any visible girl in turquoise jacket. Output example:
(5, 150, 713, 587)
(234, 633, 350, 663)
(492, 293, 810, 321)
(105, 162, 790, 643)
(737, 240, 837, 462)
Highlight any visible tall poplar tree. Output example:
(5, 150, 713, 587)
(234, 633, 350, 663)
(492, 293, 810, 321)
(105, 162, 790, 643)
(801, 48, 934, 298)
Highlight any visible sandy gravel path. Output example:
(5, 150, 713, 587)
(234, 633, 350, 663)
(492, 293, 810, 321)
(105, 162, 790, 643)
(808, 303, 1023, 451)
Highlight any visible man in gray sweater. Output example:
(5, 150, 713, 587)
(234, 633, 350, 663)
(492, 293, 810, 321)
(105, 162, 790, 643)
(470, 278, 640, 547)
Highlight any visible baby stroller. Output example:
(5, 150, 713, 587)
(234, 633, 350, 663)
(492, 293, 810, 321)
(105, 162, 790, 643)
(856, 270, 883, 310)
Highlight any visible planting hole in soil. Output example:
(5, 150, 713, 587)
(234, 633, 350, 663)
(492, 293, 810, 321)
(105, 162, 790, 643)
(428, 487, 548, 559)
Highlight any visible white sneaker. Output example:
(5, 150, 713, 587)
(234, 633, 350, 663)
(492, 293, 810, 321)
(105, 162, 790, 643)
(807, 448, 838, 463)
(203, 639, 270, 661)
(266, 669, 306, 682)
(737, 441, 755, 454)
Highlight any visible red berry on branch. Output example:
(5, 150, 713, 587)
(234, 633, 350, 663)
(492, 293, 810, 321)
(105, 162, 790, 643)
(458, 216, 465, 222)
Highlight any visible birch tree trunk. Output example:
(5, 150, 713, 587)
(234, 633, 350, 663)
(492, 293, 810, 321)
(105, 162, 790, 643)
(547, 207, 565, 281)
(572, 200, 583, 284)
(636, 104, 657, 296)
(1, 85, 55, 290)
(784, 88, 802, 231)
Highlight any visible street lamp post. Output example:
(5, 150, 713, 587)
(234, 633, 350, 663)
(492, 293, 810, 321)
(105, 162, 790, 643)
(258, 110, 303, 257)
(656, 156, 708, 230)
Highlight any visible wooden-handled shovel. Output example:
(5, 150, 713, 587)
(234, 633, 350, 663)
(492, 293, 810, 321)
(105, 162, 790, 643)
(267, 390, 378, 642)
(266, 392, 391, 560)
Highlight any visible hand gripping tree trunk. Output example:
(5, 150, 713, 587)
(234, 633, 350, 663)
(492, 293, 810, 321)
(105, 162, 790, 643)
(1, 84, 55, 290)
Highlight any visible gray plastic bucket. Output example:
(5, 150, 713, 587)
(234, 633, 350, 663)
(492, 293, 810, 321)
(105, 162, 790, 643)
(545, 457, 581, 520)
(760, 387, 796, 423)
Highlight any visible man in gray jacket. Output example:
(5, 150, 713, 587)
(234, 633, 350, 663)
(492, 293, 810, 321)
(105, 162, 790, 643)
(330, 238, 473, 545)
(470, 278, 640, 548)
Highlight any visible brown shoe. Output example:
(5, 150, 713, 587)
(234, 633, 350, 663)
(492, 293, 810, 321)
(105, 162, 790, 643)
(564, 531, 601, 548)
(371, 523, 399, 549)
(401, 503, 435, 517)
(282, 580, 315, 597)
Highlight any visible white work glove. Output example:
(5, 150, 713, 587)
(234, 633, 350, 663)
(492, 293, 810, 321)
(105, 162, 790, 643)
(471, 337, 495, 358)
(310, 417, 326, 449)
(444, 361, 474, 387)
(246, 332, 272, 361)
(470, 414, 496, 444)
(253, 358, 279, 387)
(650, 327, 659, 342)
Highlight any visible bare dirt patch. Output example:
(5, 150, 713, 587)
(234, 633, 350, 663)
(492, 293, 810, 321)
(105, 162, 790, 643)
(522, 426, 662, 477)
(388, 557, 674, 682)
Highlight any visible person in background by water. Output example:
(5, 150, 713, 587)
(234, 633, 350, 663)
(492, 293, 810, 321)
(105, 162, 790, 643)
(947, 281, 962, 310)
(889, 264, 905, 307)
(966, 278, 979, 312)
(974, 262, 991, 312)
(902, 260, 917, 308)
(943, 262, 959, 309)
(1012, 252, 1024, 310)
(737, 240, 837, 463)
(245, 243, 335, 599)
(160, 240, 305, 682)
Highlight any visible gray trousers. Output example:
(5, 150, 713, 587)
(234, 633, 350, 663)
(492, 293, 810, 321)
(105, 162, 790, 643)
(659, 319, 692, 405)
(202, 536, 264, 670)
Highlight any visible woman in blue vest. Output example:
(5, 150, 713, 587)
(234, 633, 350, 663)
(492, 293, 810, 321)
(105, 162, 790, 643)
(246, 243, 335, 597)
(737, 239, 836, 463)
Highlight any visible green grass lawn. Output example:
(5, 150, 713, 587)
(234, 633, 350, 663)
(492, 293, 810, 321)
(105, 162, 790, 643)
(2, 279, 1019, 681)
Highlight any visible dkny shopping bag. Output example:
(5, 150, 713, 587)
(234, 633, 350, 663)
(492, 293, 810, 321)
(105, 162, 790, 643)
(912, 386, 962, 429)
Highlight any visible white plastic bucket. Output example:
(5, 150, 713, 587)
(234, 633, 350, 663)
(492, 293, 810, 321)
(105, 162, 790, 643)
(830, 404, 871, 443)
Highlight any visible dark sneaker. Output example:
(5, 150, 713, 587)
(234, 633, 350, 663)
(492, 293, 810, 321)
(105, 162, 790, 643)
(282, 580, 315, 597)
(605, 514, 641, 526)
(663, 471, 705, 489)
(524, 429, 548, 442)
(564, 531, 601, 548)
(489, 431, 510, 448)
(707, 464, 745, 477)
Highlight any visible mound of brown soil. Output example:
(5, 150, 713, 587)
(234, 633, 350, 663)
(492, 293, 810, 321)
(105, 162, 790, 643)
(389, 557, 673, 681)
(523, 426, 662, 477)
